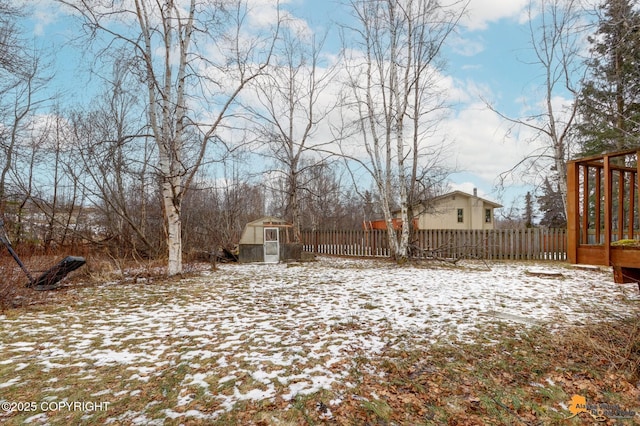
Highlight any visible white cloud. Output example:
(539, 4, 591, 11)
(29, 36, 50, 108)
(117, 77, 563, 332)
(448, 34, 485, 57)
(442, 102, 541, 184)
(20, 0, 546, 205)
(31, 9, 57, 37)
(460, 0, 530, 31)
(247, 0, 312, 37)
(14, 0, 61, 36)
(445, 76, 493, 105)
(449, 181, 492, 199)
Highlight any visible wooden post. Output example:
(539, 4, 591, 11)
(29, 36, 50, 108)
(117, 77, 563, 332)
(581, 164, 589, 244)
(567, 161, 579, 264)
(618, 170, 625, 240)
(372, 229, 377, 256)
(637, 151, 640, 241)
(595, 167, 601, 244)
(485, 229, 492, 260)
(604, 155, 612, 266)
(629, 171, 635, 240)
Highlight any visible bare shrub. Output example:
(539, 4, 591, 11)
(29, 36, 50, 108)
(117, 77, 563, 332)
(0, 254, 50, 311)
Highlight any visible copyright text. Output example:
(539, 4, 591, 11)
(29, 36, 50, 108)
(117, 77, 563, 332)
(2, 401, 110, 413)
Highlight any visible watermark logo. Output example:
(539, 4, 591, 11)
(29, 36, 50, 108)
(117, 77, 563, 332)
(566, 394, 636, 421)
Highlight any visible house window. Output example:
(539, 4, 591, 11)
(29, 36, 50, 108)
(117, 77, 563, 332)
(485, 208, 492, 223)
(457, 208, 463, 223)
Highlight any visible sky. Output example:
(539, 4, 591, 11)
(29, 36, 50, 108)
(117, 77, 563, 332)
(15, 0, 578, 213)
(287, 0, 553, 206)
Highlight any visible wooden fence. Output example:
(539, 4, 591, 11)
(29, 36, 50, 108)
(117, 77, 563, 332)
(301, 228, 567, 261)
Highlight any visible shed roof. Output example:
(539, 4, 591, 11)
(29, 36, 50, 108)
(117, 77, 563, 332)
(244, 216, 292, 227)
(239, 216, 292, 245)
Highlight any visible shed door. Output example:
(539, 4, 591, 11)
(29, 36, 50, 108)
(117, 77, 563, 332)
(263, 227, 279, 263)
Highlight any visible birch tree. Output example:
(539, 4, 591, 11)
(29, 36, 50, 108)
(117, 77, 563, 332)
(342, 0, 464, 261)
(60, 0, 280, 275)
(488, 0, 585, 221)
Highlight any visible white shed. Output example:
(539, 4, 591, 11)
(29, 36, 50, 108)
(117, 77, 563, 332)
(238, 216, 300, 263)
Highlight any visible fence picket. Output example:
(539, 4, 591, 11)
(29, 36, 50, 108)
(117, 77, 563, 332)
(301, 228, 567, 260)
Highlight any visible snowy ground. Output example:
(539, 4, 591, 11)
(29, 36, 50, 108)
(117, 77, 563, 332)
(1, 257, 638, 424)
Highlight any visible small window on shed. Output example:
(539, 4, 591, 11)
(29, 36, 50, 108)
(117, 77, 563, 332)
(457, 208, 463, 223)
(264, 228, 278, 241)
(485, 208, 492, 223)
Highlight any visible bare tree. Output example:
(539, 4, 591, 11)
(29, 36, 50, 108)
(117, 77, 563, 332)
(182, 157, 265, 256)
(0, 1, 27, 77)
(487, 0, 585, 220)
(59, 0, 281, 275)
(10, 120, 48, 244)
(299, 161, 360, 230)
(247, 27, 338, 242)
(0, 2, 51, 218)
(341, 0, 465, 261)
(66, 60, 159, 257)
(5, 107, 85, 251)
(0, 54, 52, 216)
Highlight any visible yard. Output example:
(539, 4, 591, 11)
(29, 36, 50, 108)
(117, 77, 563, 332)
(1, 256, 639, 425)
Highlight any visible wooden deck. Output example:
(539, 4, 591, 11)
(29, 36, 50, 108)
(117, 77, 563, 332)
(567, 148, 640, 286)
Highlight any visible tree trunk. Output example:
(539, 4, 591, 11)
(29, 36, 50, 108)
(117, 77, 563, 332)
(379, 182, 399, 257)
(163, 180, 182, 276)
(397, 183, 410, 261)
(61, 0, 279, 276)
(554, 150, 569, 221)
(290, 177, 302, 243)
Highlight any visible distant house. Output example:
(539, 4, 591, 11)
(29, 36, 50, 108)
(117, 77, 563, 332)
(366, 189, 502, 231)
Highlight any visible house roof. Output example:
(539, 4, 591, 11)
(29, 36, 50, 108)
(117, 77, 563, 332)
(430, 190, 503, 208)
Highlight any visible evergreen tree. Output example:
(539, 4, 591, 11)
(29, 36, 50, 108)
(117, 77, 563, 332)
(577, 0, 640, 155)
(537, 178, 567, 228)
(524, 192, 535, 228)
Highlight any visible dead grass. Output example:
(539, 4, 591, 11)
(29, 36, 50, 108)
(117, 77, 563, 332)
(313, 320, 640, 425)
(5, 317, 636, 425)
(0, 255, 54, 310)
(0, 259, 638, 425)
(0, 251, 196, 312)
